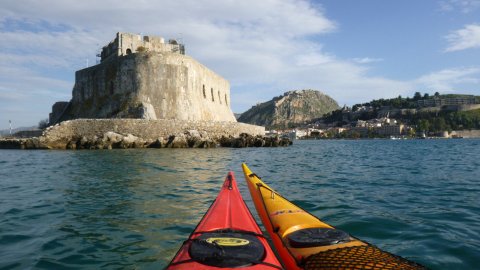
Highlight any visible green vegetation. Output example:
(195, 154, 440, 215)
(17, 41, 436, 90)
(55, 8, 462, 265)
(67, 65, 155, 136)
(353, 95, 415, 110)
(38, 119, 49, 129)
(411, 109, 480, 132)
(321, 92, 480, 133)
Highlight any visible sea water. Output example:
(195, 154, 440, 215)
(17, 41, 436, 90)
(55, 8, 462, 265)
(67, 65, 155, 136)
(0, 139, 479, 269)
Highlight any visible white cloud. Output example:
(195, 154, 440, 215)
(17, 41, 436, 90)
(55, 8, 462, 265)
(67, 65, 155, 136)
(415, 67, 480, 91)
(439, 0, 480, 13)
(444, 24, 480, 52)
(352, 57, 384, 64)
(295, 51, 334, 66)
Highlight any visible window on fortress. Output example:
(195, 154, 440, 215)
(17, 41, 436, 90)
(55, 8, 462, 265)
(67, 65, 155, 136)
(126, 48, 132, 55)
(225, 94, 228, 106)
(203, 85, 206, 99)
(211, 88, 214, 102)
(218, 91, 222, 104)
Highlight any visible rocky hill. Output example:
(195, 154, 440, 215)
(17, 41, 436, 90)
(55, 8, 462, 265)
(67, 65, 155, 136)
(238, 90, 339, 128)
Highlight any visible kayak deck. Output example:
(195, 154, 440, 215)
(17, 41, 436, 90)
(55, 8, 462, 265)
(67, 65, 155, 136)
(167, 172, 283, 269)
(242, 163, 427, 270)
(304, 244, 426, 269)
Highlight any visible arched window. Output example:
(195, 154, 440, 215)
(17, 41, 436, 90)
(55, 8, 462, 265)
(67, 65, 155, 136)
(203, 85, 206, 99)
(126, 48, 132, 55)
(218, 91, 222, 104)
(211, 88, 214, 102)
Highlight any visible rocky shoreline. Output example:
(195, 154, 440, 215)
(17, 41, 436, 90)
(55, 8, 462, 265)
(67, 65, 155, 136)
(0, 132, 292, 150)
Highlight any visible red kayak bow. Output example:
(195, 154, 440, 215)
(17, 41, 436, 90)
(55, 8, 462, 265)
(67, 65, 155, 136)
(166, 172, 283, 269)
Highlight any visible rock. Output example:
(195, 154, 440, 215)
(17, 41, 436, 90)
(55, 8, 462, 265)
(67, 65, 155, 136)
(22, 138, 49, 149)
(66, 140, 77, 149)
(0, 119, 291, 149)
(76, 136, 89, 149)
(0, 139, 23, 149)
(148, 137, 165, 148)
(199, 131, 210, 138)
(185, 130, 201, 138)
(122, 134, 138, 144)
(93, 136, 106, 149)
(203, 139, 217, 148)
(140, 102, 157, 120)
(115, 134, 139, 148)
(104, 131, 123, 143)
(185, 130, 203, 148)
(132, 138, 147, 148)
(238, 89, 340, 128)
(117, 140, 130, 149)
(219, 136, 234, 147)
(269, 137, 279, 147)
(280, 137, 293, 146)
(166, 134, 188, 148)
(253, 136, 265, 147)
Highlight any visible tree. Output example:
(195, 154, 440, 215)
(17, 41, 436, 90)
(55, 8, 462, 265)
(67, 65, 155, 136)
(424, 93, 430, 99)
(414, 92, 422, 100)
(434, 92, 440, 97)
(418, 119, 430, 132)
(408, 128, 416, 137)
(432, 117, 446, 132)
(38, 119, 49, 129)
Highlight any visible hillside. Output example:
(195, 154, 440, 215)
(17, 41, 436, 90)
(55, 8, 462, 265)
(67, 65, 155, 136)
(321, 92, 480, 133)
(238, 90, 339, 128)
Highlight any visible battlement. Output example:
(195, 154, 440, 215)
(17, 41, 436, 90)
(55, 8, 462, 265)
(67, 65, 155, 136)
(99, 32, 185, 62)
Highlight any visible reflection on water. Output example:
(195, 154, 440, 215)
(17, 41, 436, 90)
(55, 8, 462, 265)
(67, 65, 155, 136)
(57, 149, 237, 268)
(1, 140, 479, 269)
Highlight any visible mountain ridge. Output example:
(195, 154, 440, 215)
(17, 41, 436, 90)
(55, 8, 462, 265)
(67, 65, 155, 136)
(238, 89, 339, 128)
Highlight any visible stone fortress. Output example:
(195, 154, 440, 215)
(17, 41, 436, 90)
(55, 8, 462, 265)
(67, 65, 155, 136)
(50, 32, 236, 124)
(10, 32, 279, 150)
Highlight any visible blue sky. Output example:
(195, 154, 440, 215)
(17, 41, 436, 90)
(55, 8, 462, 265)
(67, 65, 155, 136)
(1, 0, 480, 130)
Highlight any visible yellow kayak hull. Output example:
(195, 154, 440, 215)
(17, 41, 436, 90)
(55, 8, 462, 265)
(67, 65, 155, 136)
(242, 163, 426, 270)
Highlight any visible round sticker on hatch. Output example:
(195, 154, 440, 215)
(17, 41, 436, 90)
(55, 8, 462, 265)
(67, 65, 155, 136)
(205, 237, 250, 246)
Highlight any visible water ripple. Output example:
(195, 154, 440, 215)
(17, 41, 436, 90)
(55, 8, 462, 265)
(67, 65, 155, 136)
(1, 140, 479, 269)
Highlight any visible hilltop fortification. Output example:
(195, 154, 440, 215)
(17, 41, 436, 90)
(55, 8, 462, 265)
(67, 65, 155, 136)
(50, 32, 236, 123)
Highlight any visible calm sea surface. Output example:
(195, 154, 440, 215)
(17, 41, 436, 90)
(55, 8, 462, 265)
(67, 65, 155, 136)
(0, 139, 479, 269)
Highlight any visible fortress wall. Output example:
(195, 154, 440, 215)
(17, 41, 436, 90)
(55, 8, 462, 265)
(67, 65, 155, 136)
(101, 32, 181, 62)
(457, 104, 480, 111)
(118, 32, 179, 56)
(138, 53, 234, 121)
(451, 130, 480, 138)
(70, 56, 139, 119)
(43, 119, 265, 142)
(49, 102, 70, 124)
(66, 52, 236, 122)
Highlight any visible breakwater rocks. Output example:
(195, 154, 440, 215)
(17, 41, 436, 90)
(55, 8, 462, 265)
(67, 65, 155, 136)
(0, 138, 49, 150)
(0, 132, 292, 149)
(0, 119, 292, 149)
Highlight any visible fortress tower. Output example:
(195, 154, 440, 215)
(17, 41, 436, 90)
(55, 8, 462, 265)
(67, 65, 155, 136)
(50, 32, 236, 124)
